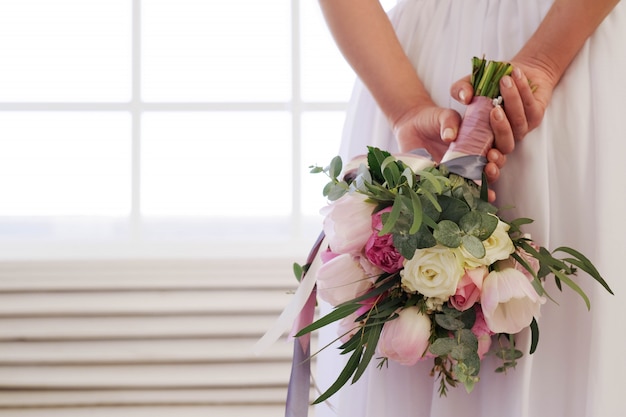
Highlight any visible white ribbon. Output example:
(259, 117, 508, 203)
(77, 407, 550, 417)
(253, 237, 325, 355)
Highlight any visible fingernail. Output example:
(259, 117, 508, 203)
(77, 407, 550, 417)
(493, 107, 504, 121)
(513, 67, 522, 80)
(502, 76, 513, 88)
(442, 128, 456, 141)
(459, 89, 467, 103)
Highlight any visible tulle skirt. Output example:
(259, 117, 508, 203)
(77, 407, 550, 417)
(315, 0, 626, 416)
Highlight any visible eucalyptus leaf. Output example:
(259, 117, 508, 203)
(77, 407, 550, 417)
(435, 313, 465, 330)
(437, 195, 470, 223)
(392, 232, 419, 260)
(459, 211, 498, 240)
(461, 235, 486, 259)
(429, 337, 457, 356)
(329, 155, 343, 180)
(457, 328, 479, 350)
(327, 183, 348, 201)
(433, 220, 462, 248)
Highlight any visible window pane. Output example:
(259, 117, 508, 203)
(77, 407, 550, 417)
(142, 112, 291, 216)
(0, 112, 131, 216)
(0, 0, 131, 102)
(301, 112, 346, 216)
(300, 0, 355, 102)
(142, 0, 291, 102)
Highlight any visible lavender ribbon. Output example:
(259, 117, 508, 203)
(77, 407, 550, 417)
(285, 232, 325, 417)
(441, 96, 495, 180)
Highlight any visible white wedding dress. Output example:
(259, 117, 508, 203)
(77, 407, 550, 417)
(314, 1, 626, 416)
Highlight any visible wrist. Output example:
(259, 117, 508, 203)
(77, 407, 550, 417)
(389, 95, 437, 133)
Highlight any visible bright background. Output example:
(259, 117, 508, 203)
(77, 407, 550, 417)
(0, 0, 396, 260)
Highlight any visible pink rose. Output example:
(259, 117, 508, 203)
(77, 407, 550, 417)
(449, 267, 488, 311)
(378, 307, 431, 366)
(481, 268, 545, 334)
(471, 306, 494, 359)
(321, 192, 374, 255)
(316, 253, 372, 307)
(365, 233, 404, 273)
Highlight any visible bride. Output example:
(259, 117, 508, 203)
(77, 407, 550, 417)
(312, 0, 626, 416)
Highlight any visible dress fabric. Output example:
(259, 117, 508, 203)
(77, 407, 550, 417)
(314, 0, 626, 416)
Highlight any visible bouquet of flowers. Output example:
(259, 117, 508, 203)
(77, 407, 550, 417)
(283, 58, 613, 410)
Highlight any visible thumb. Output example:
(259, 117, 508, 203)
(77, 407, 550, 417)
(438, 108, 462, 144)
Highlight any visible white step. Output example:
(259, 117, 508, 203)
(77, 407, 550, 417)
(0, 259, 297, 291)
(0, 362, 293, 389)
(0, 290, 294, 316)
(0, 315, 285, 340)
(0, 339, 293, 364)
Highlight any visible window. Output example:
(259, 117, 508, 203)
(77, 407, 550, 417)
(0, 0, 396, 260)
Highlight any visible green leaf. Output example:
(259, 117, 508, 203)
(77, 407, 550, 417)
(379, 196, 403, 236)
(495, 347, 523, 361)
(329, 156, 343, 180)
(406, 186, 423, 235)
(459, 211, 498, 240)
(401, 167, 414, 188)
(353, 323, 383, 382)
(381, 156, 402, 187)
(429, 337, 457, 356)
(554, 246, 613, 295)
(417, 169, 445, 194)
(435, 313, 465, 331)
(437, 195, 470, 223)
(295, 303, 361, 337)
(312, 345, 363, 404)
(309, 166, 324, 174)
(293, 262, 304, 282)
(327, 183, 348, 201)
(367, 147, 391, 183)
(529, 317, 539, 354)
(461, 235, 485, 259)
(551, 267, 591, 310)
(433, 220, 462, 248)
(457, 328, 479, 350)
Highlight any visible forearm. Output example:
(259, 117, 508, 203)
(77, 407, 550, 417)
(318, 0, 432, 125)
(514, 0, 619, 86)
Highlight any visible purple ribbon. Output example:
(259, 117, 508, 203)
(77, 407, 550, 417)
(285, 232, 325, 417)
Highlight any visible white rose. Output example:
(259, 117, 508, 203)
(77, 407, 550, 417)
(460, 218, 515, 268)
(321, 192, 374, 255)
(401, 245, 464, 300)
(481, 267, 545, 334)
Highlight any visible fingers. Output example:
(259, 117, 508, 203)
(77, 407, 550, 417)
(511, 67, 544, 130)
(499, 73, 528, 141)
(450, 75, 473, 105)
(499, 67, 544, 140)
(437, 108, 462, 144)
(490, 106, 515, 154)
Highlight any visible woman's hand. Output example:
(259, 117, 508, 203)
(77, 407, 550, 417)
(451, 62, 556, 149)
(392, 103, 508, 202)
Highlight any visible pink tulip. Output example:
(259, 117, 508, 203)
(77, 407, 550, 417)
(316, 253, 372, 307)
(378, 307, 431, 366)
(321, 192, 374, 255)
(481, 268, 545, 334)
